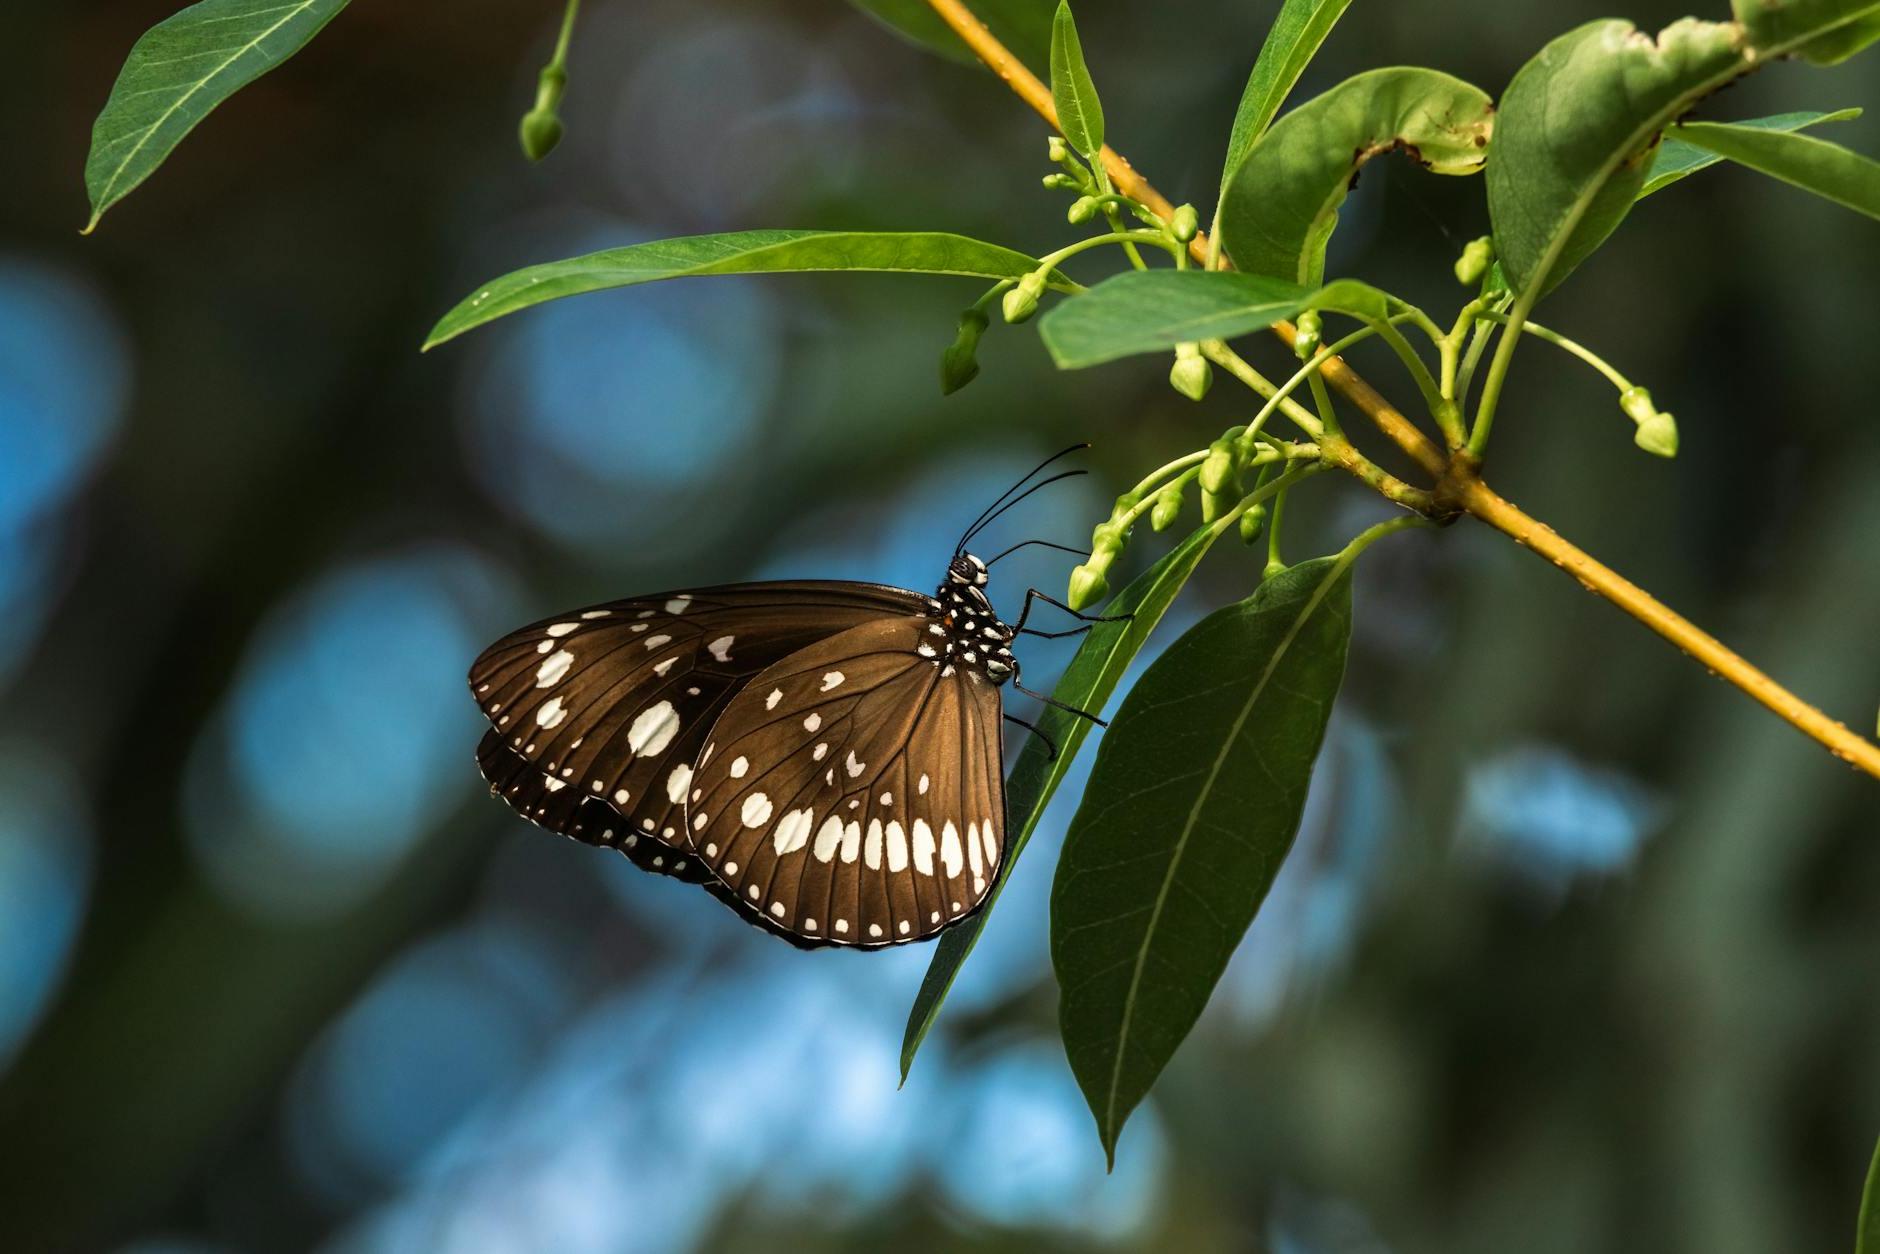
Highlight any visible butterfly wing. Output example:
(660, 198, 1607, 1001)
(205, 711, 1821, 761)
(469, 582, 929, 872)
(687, 616, 1006, 947)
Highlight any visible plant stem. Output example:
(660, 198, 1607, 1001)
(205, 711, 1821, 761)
(919, 0, 1880, 783)
(1037, 229, 1176, 273)
(552, 0, 581, 65)
(1199, 341, 1324, 439)
(1471, 310, 1635, 393)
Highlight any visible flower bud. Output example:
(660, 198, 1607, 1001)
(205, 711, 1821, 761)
(1237, 502, 1267, 546)
(519, 109, 564, 161)
(1619, 386, 1656, 425)
(940, 308, 989, 395)
(1198, 435, 1238, 495)
(1090, 519, 1127, 559)
(1168, 342, 1212, 401)
(1170, 204, 1199, 243)
(1454, 236, 1495, 286)
(1150, 483, 1183, 532)
(1068, 196, 1102, 225)
(1042, 173, 1080, 191)
(1067, 563, 1110, 611)
(1293, 309, 1322, 360)
(1634, 411, 1679, 458)
(1200, 487, 1233, 524)
(1001, 271, 1046, 324)
(1048, 135, 1070, 164)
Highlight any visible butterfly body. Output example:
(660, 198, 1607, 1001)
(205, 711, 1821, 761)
(469, 556, 1020, 947)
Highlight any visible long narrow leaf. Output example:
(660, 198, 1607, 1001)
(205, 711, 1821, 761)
(84, 0, 353, 231)
(425, 231, 1064, 348)
(1049, 2, 1105, 157)
(1218, 0, 1355, 191)
(1671, 120, 1880, 221)
(1641, 108, 1862, 198)
(900, 521, 1226, 1081)
(1053, 554, 1355, 1163)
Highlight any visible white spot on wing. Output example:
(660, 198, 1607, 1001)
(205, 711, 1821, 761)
(644, 634, 672, 650)
(982, 821, 999, 870)
(912, 820, 935, 876)
(535, 697, 568, 729)
(886, 821, 908, 872)
(967, 821, 984, 880)
(769, 902, 785, 918)
(803, 713, 822, 733)
(535, 650, 574, 686)
(813, 816, 844, 862)
(940, 821, 964, 879)
(653, 657, 677, 677)
(707, 635, 735, 662)
(741, 793, 773, 828)
(581, 609, 611, 619)
(626, 701, 681, 755)
(773, 808, 814, 855)
(919, 773, 931, 796)
(665, 764, 693, 804)
(864, 819, 883, 869)
(546, 623, 578, 637)
(812, 743, 829, 761)
(845, 750, 865, 778)
(820, 671, 845, 691)
(614, 788, 629, 805)
(665, 597, 693, 614)
(840, 821, 861, 864)
(868, 923, 883, 938)
(765, 688, 782, 710)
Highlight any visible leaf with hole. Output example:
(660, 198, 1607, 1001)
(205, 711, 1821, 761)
(1037, 270, 1399, 368)
(1218, 67, 1494, 285)
(1053, 555, 1355, 1163)
(425, 231, 1067, 348)
(1050, 1, 1105, 157)
(1670, 120, 1880, 222)
(900, 520, 1227, 1081)
(1641, 109, 1862, 198)
(83, 0, 353, 231)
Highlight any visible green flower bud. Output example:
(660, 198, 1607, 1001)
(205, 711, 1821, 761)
(519, 109, 564, 161)
(1048, 135, 1070, 164)
(940, 308, 989, 396)
(1001, 271, 1046, 324)
(1170, 204, 1199, 243)
(1634, 411, 1679, 458)
(1454, 236, 1495, 286)
(1090, 519, 1127, 559)
(1237, 503, 1268, 546)
(1293, 309, 1322, 360)
(1198, 435, 1238, 495)
(1200, 487, 1233, 524)
(1168, 342, 1212, 401)
(1068, 196, 1102, 225)
(1042, 173, 1080, 191)
(1619, 386, 1656, 425)
(1150, 483, 1183, 532)
(1067, 563, 1110, 611)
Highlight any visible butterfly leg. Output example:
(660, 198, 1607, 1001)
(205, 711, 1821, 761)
(1011, 587, 1134, 634)
(1004, 713, 1060, 762)
(1010, 657, 1108, 730)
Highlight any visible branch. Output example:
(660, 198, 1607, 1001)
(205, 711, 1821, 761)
(921, 0, 1880, 782)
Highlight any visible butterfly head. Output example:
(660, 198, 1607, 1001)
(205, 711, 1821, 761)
(948, 552, 990, 588)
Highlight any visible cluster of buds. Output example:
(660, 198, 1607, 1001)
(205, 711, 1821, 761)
(1067, 489, 1143, 610)
(1621, 386, 1679, 458)
(1198, 427, 1262, 521)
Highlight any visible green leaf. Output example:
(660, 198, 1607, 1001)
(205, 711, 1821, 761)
(83, 0, 352, 232)
(1860, 1133, 1880, 1254)
(1036, 270, 1398, 368)
(1734, 0, 1880, 61)
(847, 0, 1055, 71)
(425, 231, 1063, 349)
(1641, 108, 1862, 197)
(900, 521, 1226, 1082)
(1670, 120, 1880, 221)
(1483, 13, 1877, 299)
(1053, 555, 1354, 1164)
(1049, 2, 1104, 157)
(1218, 0, 1355, 190)
(1218, 67, 1495, 284)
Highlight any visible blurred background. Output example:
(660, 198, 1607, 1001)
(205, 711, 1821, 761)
(3, 1, 1879, 1250)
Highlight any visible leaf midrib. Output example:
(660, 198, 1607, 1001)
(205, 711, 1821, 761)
(1099, 562, 1345, 1150)
(91, 0, 324, 217)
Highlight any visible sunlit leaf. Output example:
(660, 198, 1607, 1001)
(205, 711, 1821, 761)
(1218, 67, 1494, 285)
(1670, 120, 1880, 221)
(1037, 270, 1398, 368)
(83, 0, 353, 231)
(1734, 0, 1880, 62)
(846, 0, 1056, 71)
(1049, 1, 1105, 157)
(1218, 0, 1355, 191)
(1052, 555, 1354, 1164)
(1486, 9, 1878, 300)
(1641, 108, 1862, 198)
(901, 521, 1226, 1081)
(425, 231, 1065, 348)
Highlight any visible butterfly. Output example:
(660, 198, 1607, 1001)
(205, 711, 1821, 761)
(467, 449, 1113, 948)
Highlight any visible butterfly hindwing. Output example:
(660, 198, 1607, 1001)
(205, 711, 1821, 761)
(686, 616, 1006, 947)
(469, 582, 929, 867)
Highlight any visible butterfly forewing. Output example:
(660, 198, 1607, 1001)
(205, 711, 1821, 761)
(468, 582, 929, 866)
(687, 616, 1006, 947)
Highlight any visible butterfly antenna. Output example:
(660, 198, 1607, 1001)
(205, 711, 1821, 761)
(983, 539, 1090, 566)
(955, 443, 1089, 554)
(961, 471, 1088, 550)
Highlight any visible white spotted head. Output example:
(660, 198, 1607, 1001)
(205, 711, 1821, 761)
(948, 552, 990, 588)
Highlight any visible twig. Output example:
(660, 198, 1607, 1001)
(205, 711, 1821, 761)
(920, 0, 1880, 781)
